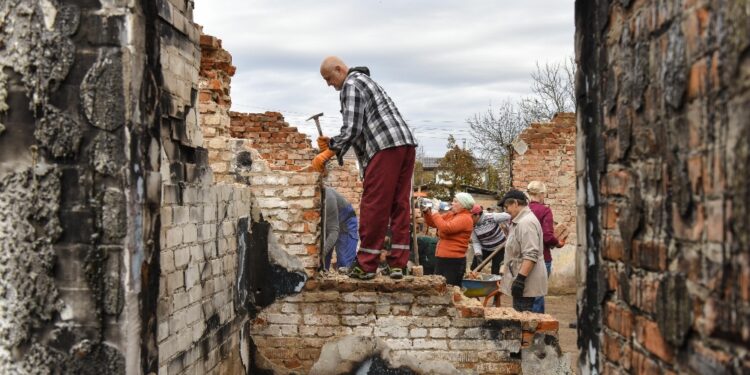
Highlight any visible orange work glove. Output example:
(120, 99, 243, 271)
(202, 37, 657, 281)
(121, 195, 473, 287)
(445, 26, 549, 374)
(311, 149, 336, 172)
(556, 239, 566, 248)
(317, 136, 330, 151)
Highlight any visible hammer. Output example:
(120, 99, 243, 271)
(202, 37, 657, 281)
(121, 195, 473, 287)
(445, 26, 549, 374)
(306, 112, 324, 136)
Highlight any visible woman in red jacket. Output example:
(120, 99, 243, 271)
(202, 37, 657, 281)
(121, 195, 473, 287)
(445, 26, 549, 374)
(422, 192, 475, 286)
(527, 181, 564, 313)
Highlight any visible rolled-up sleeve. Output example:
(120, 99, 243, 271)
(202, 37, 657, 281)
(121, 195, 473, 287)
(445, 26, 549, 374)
(519, 222, 542, 262)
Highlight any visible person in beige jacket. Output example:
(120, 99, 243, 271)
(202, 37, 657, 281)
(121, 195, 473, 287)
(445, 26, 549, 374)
(498, 189, 548, 312)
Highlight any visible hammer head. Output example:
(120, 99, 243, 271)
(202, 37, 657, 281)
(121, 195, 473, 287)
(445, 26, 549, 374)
(307, 112, 324, 136)
(306, 112, 324, 122)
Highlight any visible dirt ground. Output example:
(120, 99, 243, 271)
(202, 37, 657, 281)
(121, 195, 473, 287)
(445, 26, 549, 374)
(545, 294, 579, 373)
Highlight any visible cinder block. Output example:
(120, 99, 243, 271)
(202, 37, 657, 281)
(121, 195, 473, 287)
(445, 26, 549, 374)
(166, 227, 183, 249)
(183, 224, 198, 243)
(174, 247, 190, 268)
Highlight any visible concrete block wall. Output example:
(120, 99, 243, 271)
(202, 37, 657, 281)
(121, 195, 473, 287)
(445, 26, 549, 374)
(157, 182, 255, 375)
(250, 276, 566, 374)
(576, 0, 750, 373)
(511, 112, 577, 246)
(156, 3, 263, 374)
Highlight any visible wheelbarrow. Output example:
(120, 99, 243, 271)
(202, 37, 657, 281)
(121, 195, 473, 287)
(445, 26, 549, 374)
(462, 274, 503, 307)
(461, 242, 506, 307)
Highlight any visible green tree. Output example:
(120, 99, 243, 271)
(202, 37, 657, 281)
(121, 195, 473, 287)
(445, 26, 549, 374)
(437, 135, 480, 198)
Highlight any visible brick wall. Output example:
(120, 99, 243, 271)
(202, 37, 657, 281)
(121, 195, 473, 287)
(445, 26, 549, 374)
(229, 111, 364, 212)
(576, 0, 750, 373)
(229, 111, 315, 171)
(511, 112, 577, 245)
(251, 276, 566, 374)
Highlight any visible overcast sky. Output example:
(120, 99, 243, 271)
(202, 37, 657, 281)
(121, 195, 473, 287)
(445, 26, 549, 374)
(194, 1, 574, 157)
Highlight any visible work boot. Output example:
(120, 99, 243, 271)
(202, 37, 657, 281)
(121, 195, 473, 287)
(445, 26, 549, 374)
(388, 267, 405, 280)
(348, 265, 375, 280)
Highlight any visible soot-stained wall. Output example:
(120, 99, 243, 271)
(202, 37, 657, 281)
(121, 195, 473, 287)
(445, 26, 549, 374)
(0, 0, 161, 373)
(575, 0, 750, 373)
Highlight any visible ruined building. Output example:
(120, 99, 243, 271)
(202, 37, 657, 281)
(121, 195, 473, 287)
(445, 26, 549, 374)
(511, 113, 577, 294)
(0, 0, 747, 374)
(576, 0, 749, 373)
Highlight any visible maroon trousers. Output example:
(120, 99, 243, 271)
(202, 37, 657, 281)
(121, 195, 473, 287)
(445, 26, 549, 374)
(356, 146, 416, 272)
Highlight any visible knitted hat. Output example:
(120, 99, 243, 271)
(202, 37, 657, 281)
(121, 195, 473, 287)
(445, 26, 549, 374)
(454, 192, 475, 210)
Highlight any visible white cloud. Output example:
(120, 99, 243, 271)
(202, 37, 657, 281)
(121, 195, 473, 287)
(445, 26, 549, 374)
(195, 0, 574, 156)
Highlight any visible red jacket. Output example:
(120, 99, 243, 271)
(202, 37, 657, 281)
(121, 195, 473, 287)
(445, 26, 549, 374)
(424, 210, 474, 258)
(529, 201, 560, 262)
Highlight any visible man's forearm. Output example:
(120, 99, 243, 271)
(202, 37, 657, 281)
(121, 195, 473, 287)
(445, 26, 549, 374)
(519, 259, 535, 276)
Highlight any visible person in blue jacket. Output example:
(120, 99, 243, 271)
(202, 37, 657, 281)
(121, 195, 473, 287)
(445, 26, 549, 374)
(323, 187, 358, 272)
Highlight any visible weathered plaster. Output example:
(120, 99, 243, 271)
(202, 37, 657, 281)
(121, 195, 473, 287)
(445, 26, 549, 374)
(0, 165, 63, 372)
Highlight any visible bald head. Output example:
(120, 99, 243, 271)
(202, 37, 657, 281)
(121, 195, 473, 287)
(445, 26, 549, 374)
(320, 56, 349, 91)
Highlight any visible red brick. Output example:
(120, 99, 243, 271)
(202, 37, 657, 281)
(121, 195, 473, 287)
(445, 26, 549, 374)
(603, 233, 625, 261)
(672, 203, 705, 241)
(628, 275, 658, 314)
(631, 240, 667, 271)
(634, 316, 674, 363)
(536, 320, 559, 332)
(704, 199, 724, 243)
(631, 350, 662, 375)
(603, 202, 619, 230)
(605, 301, 633, 337)
(688, 58, 708, 100)
(602, 170, 632, 196)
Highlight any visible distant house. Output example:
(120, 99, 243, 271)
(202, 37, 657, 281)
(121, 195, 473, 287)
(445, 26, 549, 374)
(416, 156, 491, 187)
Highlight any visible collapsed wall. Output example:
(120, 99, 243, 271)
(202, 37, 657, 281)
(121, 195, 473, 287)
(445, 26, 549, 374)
(511, 113, 577, 293)
(576, 0, 750, 373)
(251, 276, 569, 374)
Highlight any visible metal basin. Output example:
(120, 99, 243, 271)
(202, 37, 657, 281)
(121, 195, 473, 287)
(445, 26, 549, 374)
(462, 274, 502, 298)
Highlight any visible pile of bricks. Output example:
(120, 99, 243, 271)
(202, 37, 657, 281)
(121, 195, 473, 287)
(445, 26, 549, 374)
(511, 112, 577, 245)
(251, 276, 561, 374)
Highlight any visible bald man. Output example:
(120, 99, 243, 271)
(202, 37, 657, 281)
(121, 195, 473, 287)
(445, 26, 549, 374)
(313, 56, 417, 280)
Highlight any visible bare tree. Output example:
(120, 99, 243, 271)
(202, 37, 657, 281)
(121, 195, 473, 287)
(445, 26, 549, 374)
(520, 58, 576, 124)
(467, 57, 576, 192)
(467, 99, 526, 191)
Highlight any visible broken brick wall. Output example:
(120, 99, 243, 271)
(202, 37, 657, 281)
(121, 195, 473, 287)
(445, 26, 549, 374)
(511, 112, 577, 245)
(250, 276, 567, 374)
(511, 112, 577, 293)
(198, 35, 322, 275)
(229, 111, 364, 213)
(576, 0, 750, 373)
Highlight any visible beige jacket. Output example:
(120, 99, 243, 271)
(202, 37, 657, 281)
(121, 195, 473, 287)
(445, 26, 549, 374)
(500, 206, 548, 297)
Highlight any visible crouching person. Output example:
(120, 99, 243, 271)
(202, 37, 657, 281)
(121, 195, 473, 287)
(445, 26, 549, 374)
(322, 187, 358, 272)
(498, 189, 547, 312)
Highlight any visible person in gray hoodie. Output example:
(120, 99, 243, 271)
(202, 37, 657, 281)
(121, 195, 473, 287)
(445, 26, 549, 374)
(322, 187, 358, 272)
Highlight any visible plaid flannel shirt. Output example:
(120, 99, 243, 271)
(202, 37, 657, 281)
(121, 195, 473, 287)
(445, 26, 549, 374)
(329, 68, 417, 171)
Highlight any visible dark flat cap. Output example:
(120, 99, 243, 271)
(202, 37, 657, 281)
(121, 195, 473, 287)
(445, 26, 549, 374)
(498, 189, 528, 206)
